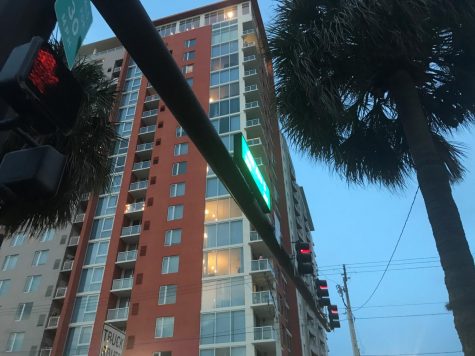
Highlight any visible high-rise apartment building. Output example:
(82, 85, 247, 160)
(0, 1, 328, 355)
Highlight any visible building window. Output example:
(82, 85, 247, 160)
(210, 67, 239, 86)
(171, 162, 187, 176)
(176, 126, 187, 137)
(183, 51, 196, 61)
(209, 82, 239, 101)
(211, 40, 239, 59)
(204, 220, 242, 248)
(64, 326, 93, 356)
(158, 23, 176, 37)
(209, 98, 240, 118)
(0, 279, 12, 296)
(6, 332, 24, 352)
(174, 143, 189, 156)
(15, 302, 33, 321)
(242, 2, 250, 15)
(161, 256, 179, 274)
(182, 64, 194, 74)
(200, 310, 245, 344)
(153, 352, 172, 356)
(210, 115, 240, 134)
(200, 347, 245, 356)
(71, 295, 99, 323)
(10, 233, 26, 247)
(201, 277, 245, 310)
(32, 250, 49, 266)
(204, 7, 237, 25)
(84, 241, 110, 265)
(24, 275, 41, 293)
(155, 317, 175, 338)
(184, 39, 196, 48)
(165, 229, 182, 246)
(112, 139, 129, 156)
(206, 177, 229, 198)
(179, 16, 200, 32)
(90, 217, 114, 240)
(204, 198, 242, 222)
(167, 205, 184, 221)
(210, 53, 239, 72)
(202, 248, 243, 277)
(170, 183, 186, 198)
(40, 229, 55, 242)
(158, 285, 177, 305)
(109, 174, 123, 194)
(186, 78, 194, 87)
(78, 267, 104, 292)
(110, 155, 126, 173)
(95, 195, 118, 216)
(2, 255, 18, 271)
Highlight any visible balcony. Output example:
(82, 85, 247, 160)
(252, 291, 276, 319)
(136, 142, 153, 159)
(111, 277, 133, 296)
(250, 259, 274, 284)
(244, 84, 259, 101)
(245, 118, 262, 137)
(129, 180, 148, 198)
(124, 202, 145, 219)
(68, 235, 80, 247)
(247, 137, 264, 157)
(46, 316, 59, 329)
(73, 213, 85, 224)
(138, 124, 156, 140)
(54, 287, 67, 299)
(116, 250, 137, 269)
(106, 307, 129, 327)
(243, 41, 257, 56)
(121, 225, 141, 244)
(144, 94, 160, 103)
(132, 160, 151, 179)
(39, 348, 52, 356)
(141, 109, 158, 125)
(61, 260, 74, 272)
(253, 326, 276, 353)
(245, 101, 260, 117)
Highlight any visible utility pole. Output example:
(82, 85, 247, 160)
(338, 265, 361, 356)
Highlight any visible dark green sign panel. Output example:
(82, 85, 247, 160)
(233, 133, 271, 213)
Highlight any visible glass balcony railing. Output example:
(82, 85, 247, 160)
(117, 250, 137, 263)
(107, 307, 129, 321)
(68, 235, 80, 246)
(247, 138, 262, 146)
(244, 69, 257, 76)
(39, 348, 52, 356)
(111, 277, 134, 290)
(136, 142, 153, 152)
(251, 259, 273, 272)
(141, 109, 158, 118)
(121, 225, 141, 236)
(253, 326, 275, 341)
(252, 291, 272, 305)
(250, 231, 262, 242)
(54, 287, 67, 299)
(245, 84, 258, 92)
(73, 214, 85, 223)
(243, 28, 255, 35)
(244, 55, 256, 62)
(243, 41, 256, 48)
(245, 101, 259, 109)
(46, 316, 60, 329)
(129, 180, 148, 191)
(246, 118, 260, 127)
(62, 260, 74, 271)
(124, 202, 145, 214)
(144, 94, 160, 102)
(132, 160, 151, 171)
(139, 125, 156, 135)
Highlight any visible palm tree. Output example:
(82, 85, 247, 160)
(0, 41, 117, 236)
(269, 0, 475, 353)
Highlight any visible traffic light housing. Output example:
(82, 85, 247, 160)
(0, 36, 83, 135)
(328, 304, 341, 329)
(295, 241, 313, 275)
(316, 279, 329, 298)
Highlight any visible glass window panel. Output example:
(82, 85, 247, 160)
(216, 249, 230, 275)
(230, 277, 244, 306)
(219, 117, 230, 134)
(229, 67, 239, 81)
(229, 82, 239, 97)
(201, 280, 216, 310)
(216, 223, 229, 247)
(230, 221, 242, 245)
(216, 281, 231, 308)
(229, 98, 239, 113)
(232, 311, 245, 341)
(205, 224, 217, 248)
(230, 115, 240, 131)
(230, 248, 243, 274)
(219, 70, 230, 84)
(215, 312, 231, 343)
(230, 40, 238, 53)
(200, 314, 215, 344)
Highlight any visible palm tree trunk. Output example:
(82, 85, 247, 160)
(388, 70, 475, 356)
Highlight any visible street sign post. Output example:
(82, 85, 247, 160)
(54, 0, 92, 69)
(233, 133, 271, 212)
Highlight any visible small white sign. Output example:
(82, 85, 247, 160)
(100, 324, 125, 356)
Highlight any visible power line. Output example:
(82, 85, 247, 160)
(354, 312, 451, 320)
(353, 187, 419, 311)
(318, 256, 440, 270)
(357, 301, 446, 309)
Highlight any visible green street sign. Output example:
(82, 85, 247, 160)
(55, 0, 93, 69)
(233, 133, 271, 213)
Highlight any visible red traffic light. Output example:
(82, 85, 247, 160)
(295, 241, 313, 275)
(316, 279, 330, 298)
(0, 36, 84, 135)
(330, 305, 339, 315)
(328, 304, 341, 329)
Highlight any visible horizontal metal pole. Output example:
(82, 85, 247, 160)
(91, 0, 328, 329)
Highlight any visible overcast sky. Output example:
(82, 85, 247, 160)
(85, 1, 474, 354)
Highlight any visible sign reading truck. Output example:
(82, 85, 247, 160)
(100, 324, 125, 356)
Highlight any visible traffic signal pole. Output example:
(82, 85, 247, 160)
(90, 0, 329, 329)
(343, 265, 361, 356)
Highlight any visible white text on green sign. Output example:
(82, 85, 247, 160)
(241, 135, 271, 211)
